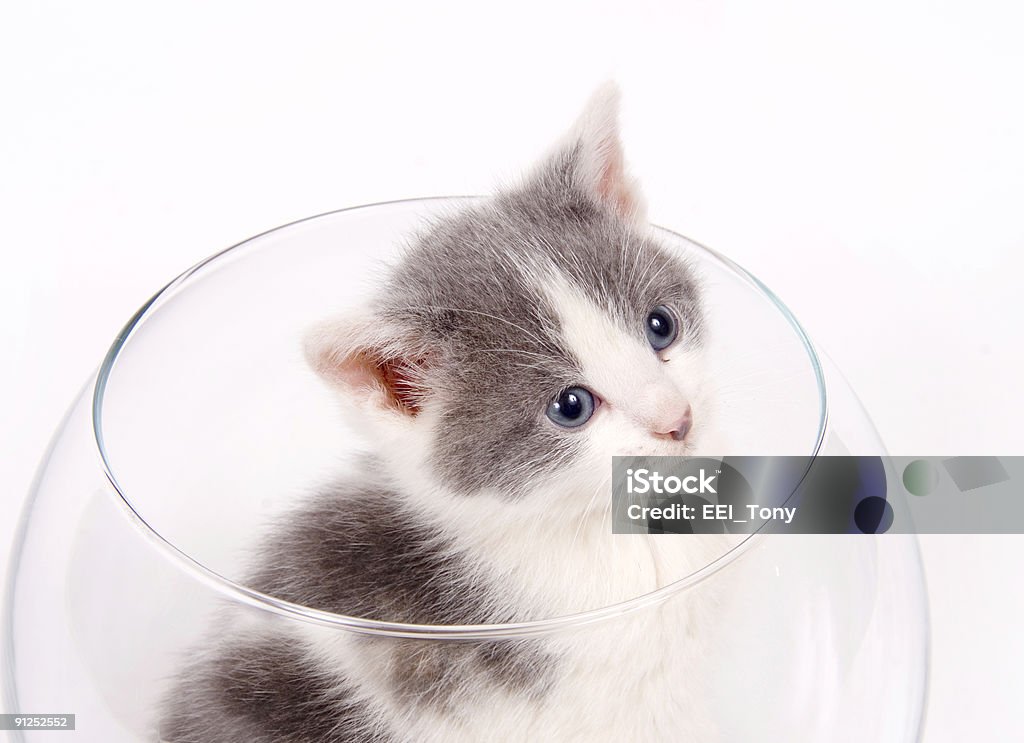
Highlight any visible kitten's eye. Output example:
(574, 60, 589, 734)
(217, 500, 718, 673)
(645, 305, 678, 351)
(546, 386, 596, 428)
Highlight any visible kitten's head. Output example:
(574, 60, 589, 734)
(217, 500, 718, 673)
(307, 85, 713, 506)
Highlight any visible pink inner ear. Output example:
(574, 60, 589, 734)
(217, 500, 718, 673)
(593, 137, 636, 217)
(373, 353, 424, 415)
(309, 319, 430, 416)
(599, 166, 634, 216)
(330, 348, 427, 416)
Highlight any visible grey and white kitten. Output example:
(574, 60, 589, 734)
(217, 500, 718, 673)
(161, 84, 726, 742)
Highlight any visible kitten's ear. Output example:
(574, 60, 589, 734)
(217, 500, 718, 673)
(304, 312, 429, 418)
(543, 82, 647, 222)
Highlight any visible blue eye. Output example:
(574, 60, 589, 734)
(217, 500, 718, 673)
(645, 305, 678, 350)
(546, 386, 596, 428)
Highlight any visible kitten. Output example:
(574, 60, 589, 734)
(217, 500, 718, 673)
(161, 83, 727, 742)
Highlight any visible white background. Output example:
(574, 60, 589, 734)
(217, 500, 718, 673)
(1, 1, 1022, 740)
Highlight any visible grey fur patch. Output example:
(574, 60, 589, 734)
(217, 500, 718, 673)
(374, 142, 705, 496)
(382, 638, 551, 713)
(162, 474, 556, 738)
(251, 474, 555, 701)
(249, 474, 495, 624)
(161, 635, 388, 743)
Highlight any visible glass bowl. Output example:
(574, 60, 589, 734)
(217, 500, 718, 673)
(3, 198, 928, 741)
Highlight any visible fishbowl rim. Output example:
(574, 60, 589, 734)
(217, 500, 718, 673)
(84, 195, 832, 640)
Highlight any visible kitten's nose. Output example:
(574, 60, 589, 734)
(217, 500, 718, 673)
(654, 405, 693, 442)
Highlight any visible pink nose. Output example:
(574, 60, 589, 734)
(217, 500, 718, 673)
(654, 405, 693, 442)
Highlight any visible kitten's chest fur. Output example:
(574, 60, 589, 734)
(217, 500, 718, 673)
(163, 481, 726, 743)
(289, 487, 725, 743)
